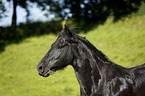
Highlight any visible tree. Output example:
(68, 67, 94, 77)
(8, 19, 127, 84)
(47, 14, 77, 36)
(47, 0, 143, 24)
(0, 1, 7, 20)
(3, 0, 50, 30)
(5, 0, 29, 30)
(1, 0, 143, 31)
(11, 0, 17, 30)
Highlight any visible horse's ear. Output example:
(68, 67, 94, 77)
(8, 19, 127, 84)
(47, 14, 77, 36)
(63, 25, 73, 37)
(61, 25, 78, 44)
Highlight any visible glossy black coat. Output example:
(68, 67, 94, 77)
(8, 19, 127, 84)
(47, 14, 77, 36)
(37, 25, 145, 96)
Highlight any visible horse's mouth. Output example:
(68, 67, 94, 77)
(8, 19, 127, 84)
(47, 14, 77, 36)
(39, 69, 55, 77)
(43, 72, 50, 77)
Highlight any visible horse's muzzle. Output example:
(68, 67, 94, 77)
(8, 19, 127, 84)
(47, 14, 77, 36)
(37, 65, 49, 77)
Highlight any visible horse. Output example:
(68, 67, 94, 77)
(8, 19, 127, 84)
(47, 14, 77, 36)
(37, 25, 145, 96)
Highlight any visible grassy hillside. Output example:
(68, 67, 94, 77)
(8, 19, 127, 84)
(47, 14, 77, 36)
(0, 34, 80, 96)
(83, 15, 145, 67)
(0, 15, 145, 96)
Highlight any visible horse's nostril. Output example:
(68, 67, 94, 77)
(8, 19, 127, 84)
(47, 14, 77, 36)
(39, 66, 44, 73)
(39, 66, 42, 70)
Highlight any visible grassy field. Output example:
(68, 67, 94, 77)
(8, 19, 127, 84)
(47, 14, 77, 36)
(0, 15, 145, 96)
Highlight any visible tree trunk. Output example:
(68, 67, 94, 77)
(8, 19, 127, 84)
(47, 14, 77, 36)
(11, 0, 17, 31)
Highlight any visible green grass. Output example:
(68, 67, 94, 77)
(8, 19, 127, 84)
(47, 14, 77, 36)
(0, 34, 79, 96)
(82, 15, 145, 67)
(0, 15, 145, 96)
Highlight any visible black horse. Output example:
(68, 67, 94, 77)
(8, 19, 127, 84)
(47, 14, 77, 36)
(37, 25, 145, 96)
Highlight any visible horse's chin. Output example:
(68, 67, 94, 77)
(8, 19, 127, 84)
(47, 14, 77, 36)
(39, 72, 50, 77)
(43, 72, 50, 77)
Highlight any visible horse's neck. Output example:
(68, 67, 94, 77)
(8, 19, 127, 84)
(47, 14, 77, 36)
(72, 41, 106, 95)
(71, 37, 131, 95)
(73, 58, 102, 95)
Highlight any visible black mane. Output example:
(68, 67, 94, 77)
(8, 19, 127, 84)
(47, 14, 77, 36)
(72, 31, 112, 63)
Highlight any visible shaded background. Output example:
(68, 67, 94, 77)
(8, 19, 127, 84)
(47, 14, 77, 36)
(0, 0, 145, 96)
(0, 0, 145, 39)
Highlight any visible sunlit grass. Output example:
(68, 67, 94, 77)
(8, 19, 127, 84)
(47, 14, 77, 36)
(84, 15, 145, 67)
(0, 34, 79, 96)
(0, 15, 145, 96)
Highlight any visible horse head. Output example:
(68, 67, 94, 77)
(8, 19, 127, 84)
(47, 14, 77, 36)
(37, 25, 78, 77)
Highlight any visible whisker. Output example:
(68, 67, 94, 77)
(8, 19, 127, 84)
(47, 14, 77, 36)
(47, 70, 55, 75)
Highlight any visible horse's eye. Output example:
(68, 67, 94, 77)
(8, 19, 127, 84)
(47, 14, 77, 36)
(57, 38, 68, 49)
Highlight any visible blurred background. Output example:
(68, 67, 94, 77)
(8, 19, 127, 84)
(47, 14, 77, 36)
(0, 0, 145, 96)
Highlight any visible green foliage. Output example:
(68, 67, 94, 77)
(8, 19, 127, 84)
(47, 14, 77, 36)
(0, 15, 145, 96)
(48, 0, 144, 24)
(1, 2, 145, 40)
(0, 21, 62, 40)
(0, 1, 7, 19)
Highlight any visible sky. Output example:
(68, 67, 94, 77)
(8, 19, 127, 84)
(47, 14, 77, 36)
(0, 0, 55, 26)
